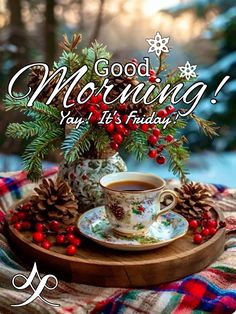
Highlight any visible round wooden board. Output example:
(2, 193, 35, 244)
(7, 207, 226, 288)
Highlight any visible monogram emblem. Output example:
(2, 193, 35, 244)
(11, 262, 59, 307)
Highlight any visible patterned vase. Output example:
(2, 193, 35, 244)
(59, 153, 127, 212)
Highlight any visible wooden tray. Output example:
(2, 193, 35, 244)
(7, 207, 226, 288)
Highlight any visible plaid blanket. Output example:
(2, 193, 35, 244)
(0, 170, 235, 314)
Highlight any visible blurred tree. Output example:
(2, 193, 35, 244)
(165, 0, 236, 151)
(45, 0, 57, 66)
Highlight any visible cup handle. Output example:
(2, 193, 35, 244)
(157, 190, 178, 217)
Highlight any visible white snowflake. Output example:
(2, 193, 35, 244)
(146, 32, 169, 57)
(178, 61, 197, 81)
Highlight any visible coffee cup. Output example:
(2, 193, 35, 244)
(100, 172, 177, 237)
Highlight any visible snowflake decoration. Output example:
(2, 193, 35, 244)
(178, 61, 197, 81)
(146, 32, 169, 57)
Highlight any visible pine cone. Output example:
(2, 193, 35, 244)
(123, 101, 154, 117)
(174, 182, 214, 219)
(28, 66, 81, 108)
(110, 204, 125, 220)
(107, 66, 139, 101)
(29, 178, 78, 226)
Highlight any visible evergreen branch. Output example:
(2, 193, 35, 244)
(62, 123, 92, 163)
(123, 130, 148, 161)
(59, 33, 82, 52)
(4, 95, 61, 121)
(54, 51, 81, 75)
(190, 114, 219, 138)
(22, 128, 64, 181)
(166, 142, 189, 183)
(92, 128, 110, 152)
(6, 121, 62, 140)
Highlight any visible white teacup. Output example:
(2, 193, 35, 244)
(100, 172, 177, 237)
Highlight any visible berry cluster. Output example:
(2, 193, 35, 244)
(188, 212, 226, 244)
(11, 202, 81, 256)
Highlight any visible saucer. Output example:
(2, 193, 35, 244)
(78, 206, 188, 251)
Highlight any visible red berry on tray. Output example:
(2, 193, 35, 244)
(209, 227, 217, 236)
(201, 228, 210, 237)
(35, 223, 45, 232)
(66, 225, 76, 234)
(203, 212, 212, 220)
(66, 244, 77, 256)
(72, 238, 81, 247)
(14, 222, 22, 231)
(202, 219, 208, 228)
(33, 231, 44, 243)
(66, 234, 75, 243)
(17, 212, 27, 221)
(56, 234, 65, 244)
(41, 240, 52, 250)
(208, 219, 217, 228)
(50, 220, 60, 232)
(189, 220, 198, 229)
(21, 203, 31, 211)
(11, 214, 19, 224)
(22, 221, 31, 230)
(193, 234, 203, 244)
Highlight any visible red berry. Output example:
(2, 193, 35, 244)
(209, 227, 217, 236)
(165, 135, 174, 142)
(140, 67, 146, 74)
(14, 222, 22, 231)
(21, 221, 31, 230)
(202, 219, 208, 228)
(17, 212, 27, 221)
(66, 233, 75, 243)
(157, 109, 168, 118)
(96, 93, 103, 102)
(113, 133, 123, 144)
(110, 142, 119, 151)
(149, 76, 156, 83)
(165, 105, 175, 114)
(128, 120, 138, 130)
(122, 114, 128, 124)
(118, 103, 127, 111)
(201, 228, 210, 237)
(193, 234, 203, 244)
(93, 110, 102, 119)
(138, 206, 145, 212)
(11, 214, 19, 224)
(207, 219, 217, 228)
(123, 129, 129, 136)
(203, 212, 212, 220)
(152, 128, 161, 137)
(56, 234, 65, 244)
(66, 244, 77, 256)
(49, 220, 60, 232)
(72, 238, 81, 247)
(35, 223, 45, 232)
(99, 102, 108, 111)
(41, 240, 51, 250)
(149, 69, 156, 76)
(33, 232, 44, 243)
(140, 124, 149, 132)
(21, 203, 31, 211)
(219, 221, 226, 228)
(131, 58, 138, 64)
(89, 115, 98, 124)
(189, 220, 198, 229)
(88, 105, 97, 112)
(148, 135, 158, 145)
(105, 122, 114, 133)
(157, 144, 164, 152)
(115, 124, 126, 134)
(66, 225, 76, 234)
(156, 155, 166, 165)
(148, 150, 157, 159)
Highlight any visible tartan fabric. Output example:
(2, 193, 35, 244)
(0, 170, 235, 314)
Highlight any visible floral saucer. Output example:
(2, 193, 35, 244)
(78, 206, 188, 251)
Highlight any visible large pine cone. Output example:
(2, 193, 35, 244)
(107, 65, 139, 101)
(174, 182, 214, 220)
(28, 66, 80, 108)
(29, 178, 78, 226)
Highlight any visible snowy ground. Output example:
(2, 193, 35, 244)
(0, 152, 236, 188)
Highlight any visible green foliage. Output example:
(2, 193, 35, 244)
(54, 51, 81, 76)
(123, 130, 149, 161)
(62, 123, 92, 163)
(92, 128, 110, 152)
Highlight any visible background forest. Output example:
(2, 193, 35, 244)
(0, 0, 235, 185)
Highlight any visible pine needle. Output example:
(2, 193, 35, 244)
(190, 114, 219, 138)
